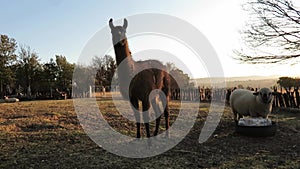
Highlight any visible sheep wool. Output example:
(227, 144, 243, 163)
(230, 88, 274, 123)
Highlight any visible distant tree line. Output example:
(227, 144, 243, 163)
(0, 34, 75, 98)
(276, 77, 300, 92)
(1, 34, 194, 99)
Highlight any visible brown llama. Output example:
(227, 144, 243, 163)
(109, 18, 170, 138)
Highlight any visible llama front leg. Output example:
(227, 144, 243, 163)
(142, 100, 151, 138)
(130, 97, 141, 138)
(164, 99, 170, 137)
(162, 93, 170, 137)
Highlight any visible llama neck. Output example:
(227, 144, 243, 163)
(114, 40, 133, 66)
(113, 40, 135, 98)
(113, 40, 135, 73)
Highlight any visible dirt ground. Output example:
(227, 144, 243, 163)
(0, 98, 299, 169)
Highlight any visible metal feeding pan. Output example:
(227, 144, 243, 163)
(235, 118, 277, 137)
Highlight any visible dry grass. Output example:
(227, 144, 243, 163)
(0, 97, 299, 168)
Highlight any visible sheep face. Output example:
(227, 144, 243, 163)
(253, 88, 274, 104)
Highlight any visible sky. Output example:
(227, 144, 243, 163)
(1, 0, 299, 78)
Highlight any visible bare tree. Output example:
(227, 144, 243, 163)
(91, 55, 116, 87)
(235, 0, 300, 64)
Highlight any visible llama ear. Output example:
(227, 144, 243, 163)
(123, 18, 128, 29)
(109, 18, 114, 29)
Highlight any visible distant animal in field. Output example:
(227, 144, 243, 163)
(2, 96, 19, 103)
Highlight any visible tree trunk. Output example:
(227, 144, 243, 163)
(0, 79, 3, 97)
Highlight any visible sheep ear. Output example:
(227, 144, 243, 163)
(253, 92, 259, 96)
(123, 18, 128, 29)
(109, 18, 114, 29)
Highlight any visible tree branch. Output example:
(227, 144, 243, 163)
(236, 0, 300, 64)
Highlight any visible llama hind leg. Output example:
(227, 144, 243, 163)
(161, 89, 170, 137)
(142, 101, 151, 138)
(131, 97, 141, 138)
(164, 99, 170, 137)
(151, 98, 162, 136)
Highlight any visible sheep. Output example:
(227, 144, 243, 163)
(230, 87, 275, 123)
(3, 96, 20, 103)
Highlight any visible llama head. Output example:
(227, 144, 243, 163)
(109, 18, 128, 46)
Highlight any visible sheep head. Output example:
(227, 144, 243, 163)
(253, 87, 274, 104)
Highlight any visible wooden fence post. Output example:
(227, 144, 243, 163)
(283, 93, 290, 108)
(295, 89, 300, 108)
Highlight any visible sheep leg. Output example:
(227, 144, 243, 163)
(232, 109, 239, 124)
(249, 111, 258, 118)
(237, 113, 242, 121)
(262, 114, 268, 118)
